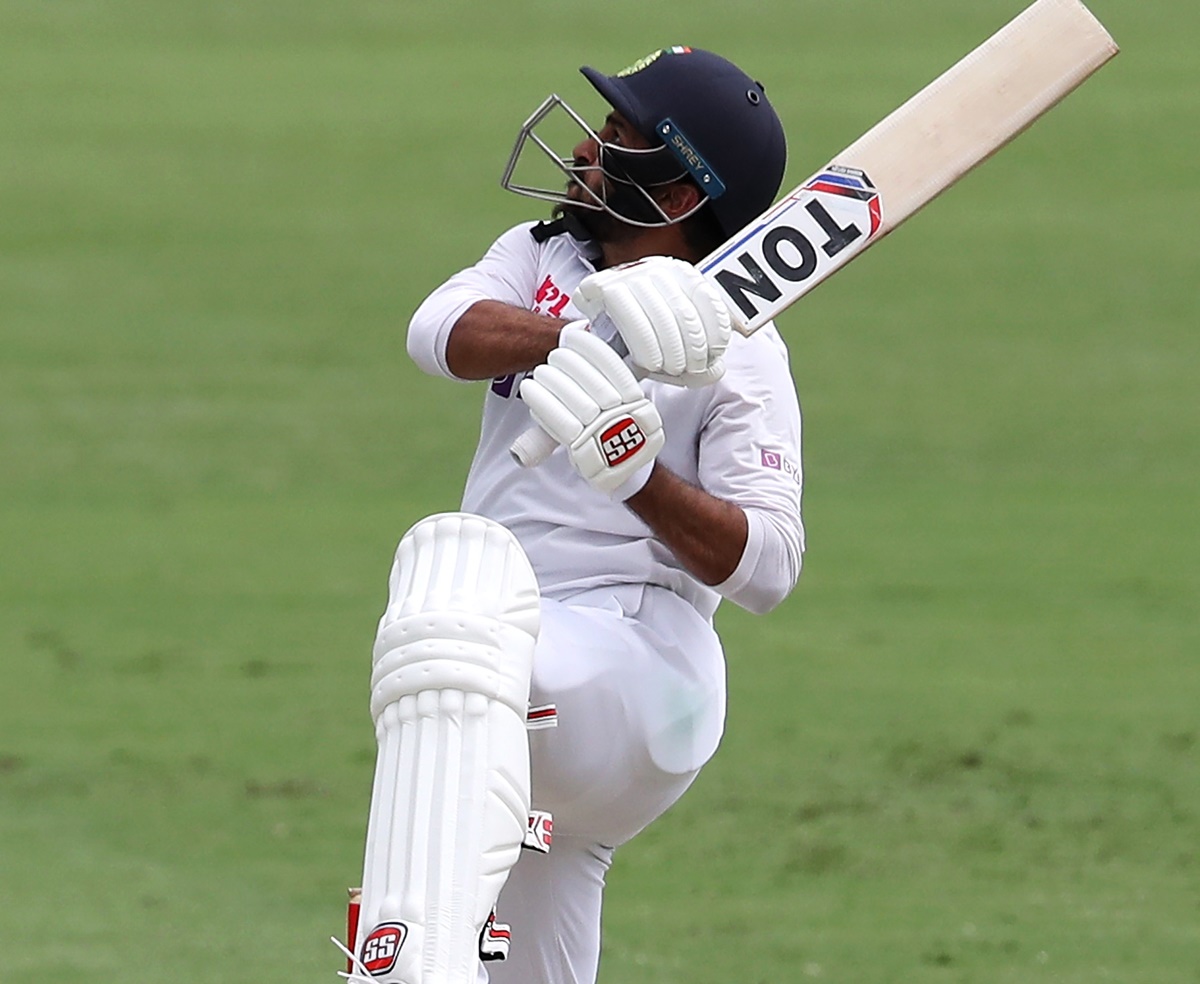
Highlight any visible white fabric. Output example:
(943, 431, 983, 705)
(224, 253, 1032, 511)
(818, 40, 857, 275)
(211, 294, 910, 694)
(407, 221, 805, 617)
(477, 835, 613, 984)
(480, 584, 721, 984)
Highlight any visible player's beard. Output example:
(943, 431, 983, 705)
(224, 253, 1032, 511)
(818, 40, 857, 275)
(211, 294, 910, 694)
(555, 179, 660, 246)
(554, 200, 626, 244)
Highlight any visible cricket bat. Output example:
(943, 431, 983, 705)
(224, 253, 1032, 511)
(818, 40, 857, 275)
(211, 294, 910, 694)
(510, 0, 1118, 467)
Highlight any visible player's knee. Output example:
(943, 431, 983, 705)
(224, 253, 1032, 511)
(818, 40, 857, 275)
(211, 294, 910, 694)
(370, 512, 540, 722)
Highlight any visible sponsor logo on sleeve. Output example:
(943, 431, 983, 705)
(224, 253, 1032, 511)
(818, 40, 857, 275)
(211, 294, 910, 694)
(760, 447, 801, 485)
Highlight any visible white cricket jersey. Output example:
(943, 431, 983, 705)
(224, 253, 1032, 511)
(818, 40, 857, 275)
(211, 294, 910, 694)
(408, 220, 805, 619)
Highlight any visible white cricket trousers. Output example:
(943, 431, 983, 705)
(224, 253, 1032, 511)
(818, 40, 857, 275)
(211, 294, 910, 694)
(482, 583, 727, 984)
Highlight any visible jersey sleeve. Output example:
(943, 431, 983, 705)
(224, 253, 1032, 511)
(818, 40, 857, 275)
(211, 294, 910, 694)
(406, 223, 543, 380)
(699, 326, 806, 615)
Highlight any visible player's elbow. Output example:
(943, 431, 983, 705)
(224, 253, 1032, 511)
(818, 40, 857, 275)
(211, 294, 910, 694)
(735, 546, 802, 615)
(717, 509, 804, 615)
(406, 307, 444, 377)
(406, 291, 476, 381)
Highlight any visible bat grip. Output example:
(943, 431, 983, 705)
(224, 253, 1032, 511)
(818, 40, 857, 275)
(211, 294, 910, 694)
(510, 425, 559, 468)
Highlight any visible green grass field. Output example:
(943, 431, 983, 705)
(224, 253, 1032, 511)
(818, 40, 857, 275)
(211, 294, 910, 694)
(2, 1, 1196, 981)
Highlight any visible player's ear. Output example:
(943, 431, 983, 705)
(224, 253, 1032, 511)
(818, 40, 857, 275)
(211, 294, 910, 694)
(655, 180, 704, 221)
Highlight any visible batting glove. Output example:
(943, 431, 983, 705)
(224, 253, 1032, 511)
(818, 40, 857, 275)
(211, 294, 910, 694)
(519, 324, 664, 499)
(575, 256, 732, 387)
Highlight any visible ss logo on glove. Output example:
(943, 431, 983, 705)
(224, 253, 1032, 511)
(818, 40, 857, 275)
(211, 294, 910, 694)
(519, 325, 665, 497)
(599, 417, 646, 466)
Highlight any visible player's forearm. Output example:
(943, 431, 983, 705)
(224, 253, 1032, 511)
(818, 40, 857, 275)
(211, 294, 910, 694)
(625, 464, 748, 586)
(445, 300, 566, 380)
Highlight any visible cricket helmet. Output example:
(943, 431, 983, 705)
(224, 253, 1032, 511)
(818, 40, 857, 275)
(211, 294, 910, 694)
(580, 46, 788, 238)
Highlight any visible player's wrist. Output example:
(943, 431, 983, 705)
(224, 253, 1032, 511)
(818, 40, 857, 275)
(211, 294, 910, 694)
(557, 318, 590, 342)
(610, 460, 656, 502)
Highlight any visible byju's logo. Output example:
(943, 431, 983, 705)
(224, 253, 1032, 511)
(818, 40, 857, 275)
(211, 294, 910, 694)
(760, 447, 801, 485)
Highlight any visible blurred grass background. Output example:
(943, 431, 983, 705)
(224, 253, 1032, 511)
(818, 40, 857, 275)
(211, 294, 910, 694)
(1, 1, 1196, 981)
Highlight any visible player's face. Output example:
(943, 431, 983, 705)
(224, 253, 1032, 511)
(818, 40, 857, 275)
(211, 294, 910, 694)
(563, 111, 658, 243)
(566, 111, 647, 199)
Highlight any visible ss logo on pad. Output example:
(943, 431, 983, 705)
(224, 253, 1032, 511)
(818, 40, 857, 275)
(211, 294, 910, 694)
(361, 923, 407, 976)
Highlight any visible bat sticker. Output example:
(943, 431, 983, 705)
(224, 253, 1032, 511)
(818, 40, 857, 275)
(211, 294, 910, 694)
(805, 167, 883, 236)
(701, 167, 883, 331)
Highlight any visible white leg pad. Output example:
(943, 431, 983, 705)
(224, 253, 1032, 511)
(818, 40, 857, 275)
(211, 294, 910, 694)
(357, 513, 540, 984)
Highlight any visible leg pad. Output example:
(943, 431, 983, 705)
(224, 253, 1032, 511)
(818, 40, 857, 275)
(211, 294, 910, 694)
(357, 513, 540, 984)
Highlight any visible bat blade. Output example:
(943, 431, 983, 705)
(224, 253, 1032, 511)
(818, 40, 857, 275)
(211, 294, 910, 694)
(701, 0, 1119, 336)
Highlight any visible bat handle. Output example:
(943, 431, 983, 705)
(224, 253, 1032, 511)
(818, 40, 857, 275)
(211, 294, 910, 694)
(510, 425, 559, 468)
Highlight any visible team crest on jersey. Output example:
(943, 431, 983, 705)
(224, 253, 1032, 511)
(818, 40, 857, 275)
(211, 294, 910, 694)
(360, 923, 408, 976)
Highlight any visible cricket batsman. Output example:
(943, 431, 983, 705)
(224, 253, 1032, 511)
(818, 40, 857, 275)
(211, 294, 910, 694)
(342, 47, 805, 984)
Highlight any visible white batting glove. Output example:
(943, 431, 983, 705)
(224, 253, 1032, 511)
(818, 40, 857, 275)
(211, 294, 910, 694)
(575, 256, 732, 387)
(519, 324, 664, 498)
